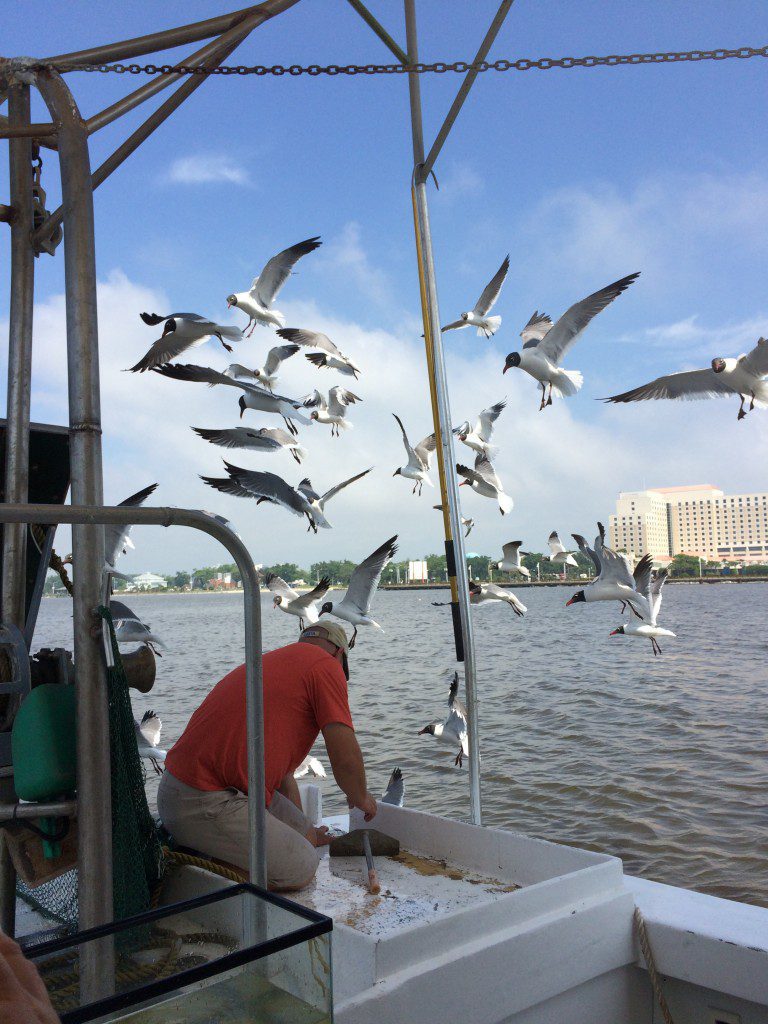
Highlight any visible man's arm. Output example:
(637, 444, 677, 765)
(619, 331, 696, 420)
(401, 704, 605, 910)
(322, 722, 377, 821)
(277, 773, 303, 811)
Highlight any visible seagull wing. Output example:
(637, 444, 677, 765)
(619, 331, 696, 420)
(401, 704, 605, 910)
(264, 573, 300, 603)
(393, 414, 417, 462)
(105, 483, 158, 567)
(302, 389, 327, 411)
(739, 336, 768, 378)
(319, 467, 373, 508)
(501, 541, 522, 561)
(474, 453, 502, 490)
(441, 320, 469, 332)
(138, 710, 162, 748)
(276, 328, 341, 356)
(456, 463, 483, 487)
(381, 767, 404, 807)
(476, 399, 506, 441)
(152, 362, 265, 394)
(632, 553, 654, 603)
(192, 427, 282, 452)
(128, 331, 202, 373)
(521, 311, 554, 348)
(219, 463, 308, 518)
(572, 533, 601, 574)
(604, 367, 735, 403)
(292, 575, 332, 611)
(264, 344, 299, 375)
(548, 531, 566, 557)
(650, 568, 669, 623)
(251, 237, 322, 308)
(343, 535, 398, 614)
(201, 476, 273, 500)
(330, 386, 361, 408)
(139, 311, 206, 326)
(598, 542, 636, 588)
(473, 255, 510, 316)
(538, 272, 640, 366)
(413, 432, 437, 470)
(224, 363, 260, 381)
(297, 478, 320, 502)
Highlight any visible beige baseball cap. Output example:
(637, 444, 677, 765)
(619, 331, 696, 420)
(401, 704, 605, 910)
(300, 622, 350, 678)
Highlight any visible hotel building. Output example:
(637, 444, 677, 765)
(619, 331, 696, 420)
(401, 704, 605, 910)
(609, 485, 768, 564)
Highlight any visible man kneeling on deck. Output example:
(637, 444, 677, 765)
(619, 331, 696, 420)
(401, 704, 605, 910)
(158, 622, 378, 891)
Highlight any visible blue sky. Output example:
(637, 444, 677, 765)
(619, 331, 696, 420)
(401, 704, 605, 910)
(2, 2, 768, 574)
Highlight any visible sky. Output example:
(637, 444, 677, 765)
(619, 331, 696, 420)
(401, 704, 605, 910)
(2, 1, 768, 575)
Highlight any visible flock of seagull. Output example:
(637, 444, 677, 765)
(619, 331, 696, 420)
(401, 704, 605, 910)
(112, 234, 768, 776)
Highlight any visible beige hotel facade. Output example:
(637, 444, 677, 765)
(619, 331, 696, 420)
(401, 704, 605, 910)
(608, 485, 768, 565)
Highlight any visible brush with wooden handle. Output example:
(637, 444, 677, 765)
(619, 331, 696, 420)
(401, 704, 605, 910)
(362, 830, 380, 894)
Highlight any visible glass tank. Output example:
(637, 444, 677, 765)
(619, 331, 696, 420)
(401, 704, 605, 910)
(28, 883, 333, 1024)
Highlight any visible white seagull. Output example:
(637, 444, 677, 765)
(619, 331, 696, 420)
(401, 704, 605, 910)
(111, 599, 166, 656)
(543, 531, 578, 570)
(604, 336, 768, 421)
(265, 573, 332, 628)
(223, 342, 299, 391)
(433, 504, 474, 537)
(302, 387, 361, 437)
(319, 535, 398, 646)
(381, 767, 404, 807)
(201, 463, 330, 532)
(567, 524, 653, 620)
(497, 540, 531, 579)
(275, 328, 362, 380)
(503, 272, 640, 410)
(152, 363, 312, 435)
(455, 399, 505, 458)
(610, 568, 675, 655)
(442, 255, 510, 339)
(227, 237, 322, 335)
(469, 581, 527, 616)
(294, 756, 327, 779)
(105, 483, 158, 575)
(419, 672, 469, 767)
(456, 454, 513, 515)
(192, 425, 307, 464)
(129, 313, 243, 373)
(297, 468, 373, 526)
(392, 414, 436, 496)
(134, 710, 166, 775)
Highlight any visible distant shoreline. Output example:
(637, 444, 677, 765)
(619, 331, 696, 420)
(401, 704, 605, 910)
(43, 575, 768, 598)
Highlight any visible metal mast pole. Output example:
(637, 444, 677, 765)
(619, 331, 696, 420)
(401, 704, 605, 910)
(35, 69, 112, 997)
(0, 80, 35, 937)
(404, 0, 482, 825)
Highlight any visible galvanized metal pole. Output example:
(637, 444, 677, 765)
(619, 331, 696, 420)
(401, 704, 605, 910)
(34, 68, 112, 999)
(404, 0, 482, 825)
(0, 80, 35, 937)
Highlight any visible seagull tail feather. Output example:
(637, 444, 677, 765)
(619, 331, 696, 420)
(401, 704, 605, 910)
(478, 315, 501, 338)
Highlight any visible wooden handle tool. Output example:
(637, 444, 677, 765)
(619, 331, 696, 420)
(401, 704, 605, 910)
(362, 830, 380, 894)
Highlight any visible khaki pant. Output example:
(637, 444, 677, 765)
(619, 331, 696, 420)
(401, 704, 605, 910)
(157, 770, 319, 891)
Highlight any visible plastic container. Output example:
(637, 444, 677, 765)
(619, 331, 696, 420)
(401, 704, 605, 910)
(12, 683, 76, 801)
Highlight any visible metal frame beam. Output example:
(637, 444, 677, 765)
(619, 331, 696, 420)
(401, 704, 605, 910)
(344, 0, 408, 64)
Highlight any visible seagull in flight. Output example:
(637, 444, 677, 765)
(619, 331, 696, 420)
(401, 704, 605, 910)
(442, 255, 510, 339)
(543, 531, 578, 569)
(469, 581, 527, 616)
(152, 363, 311, 435)
(392, 414, 436, 495)
(294, 756, 327, 779)
(201, 463, 330, 532)
(265, 574, 332, 629)
(275, 328, 362, 380)
(105, 483, 158, 576)
(319, 535, 398, 646)
(604, 336, 768, 421)
(297, 468, 373, 526)
(223, 342, 299, 391)
(567, 524, 653, 620)
(503, 272, 640, 410)
(111, 599, 166, 656)
(227, 237, 322, 334)
(419, 672, 469, 767)
(128, 313, 243, 373)
(192, 426, 307, 464)
(302, 387, 361, 436)
(455, 400, 505, 458)
(433, 504, 474, 537)
(610, 568, 675, 655)
(456, 454, 513, 515)
(135, 710, 166, 775)
(497, 540, 530, 579)
(381, 767, 404, 807)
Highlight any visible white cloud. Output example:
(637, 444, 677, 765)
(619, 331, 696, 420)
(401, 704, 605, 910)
(3, 266, 767, 578)
(619, 314, 767, 355)
(319, 222, 392, 308)
(168, 154, 250, 186)
(434, 162, 484, 200)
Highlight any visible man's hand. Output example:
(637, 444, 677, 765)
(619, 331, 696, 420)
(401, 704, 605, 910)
(306, 824, 333, 848)
(355, 792, 378, 822)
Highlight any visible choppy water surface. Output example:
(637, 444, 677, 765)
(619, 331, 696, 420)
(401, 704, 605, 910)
(37, 583, 768, 907)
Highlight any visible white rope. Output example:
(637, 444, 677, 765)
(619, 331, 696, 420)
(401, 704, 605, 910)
(634, 906, 675, 1024)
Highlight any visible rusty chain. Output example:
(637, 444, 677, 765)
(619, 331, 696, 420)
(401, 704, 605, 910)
(49, 44, 768, 79)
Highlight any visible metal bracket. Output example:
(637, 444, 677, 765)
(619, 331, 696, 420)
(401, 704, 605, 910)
(0, 623, 31, 698)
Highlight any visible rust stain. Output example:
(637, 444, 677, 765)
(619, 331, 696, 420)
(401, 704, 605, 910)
(389, 851, 464, 882)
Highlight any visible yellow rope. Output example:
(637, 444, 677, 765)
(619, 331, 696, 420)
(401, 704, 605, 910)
(160, 846, 248, 883)
(634, 906, 675, 1024)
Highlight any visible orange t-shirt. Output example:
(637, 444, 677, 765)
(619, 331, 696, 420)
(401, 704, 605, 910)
(165, 642, 353, 806)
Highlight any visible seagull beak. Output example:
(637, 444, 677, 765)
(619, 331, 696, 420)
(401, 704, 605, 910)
(459, 481, 468, 487)
(502, 365, 509, 374)
(227, 299, 233, 308)
(565, 596, 576, 606)
(239, 405, 245, 419)
(609, 628, 621, 636)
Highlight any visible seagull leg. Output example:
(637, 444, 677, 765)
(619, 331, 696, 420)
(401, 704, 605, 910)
(217, 335, 234, 354)
(651, 637, 662, 656)
(455, 750, 463, 768)
(539, 384, 546, 412)
(619, 601, 627, 614)
(628, 602, 644, 621)
(546, 382, 553, 407)
(737, 395, 746, 421)
(150, 758, 164, 776)
(348, 627, 358, 649)
(750, 392, 756, 412)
